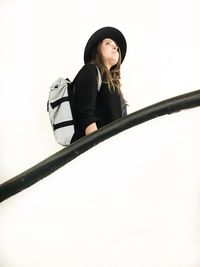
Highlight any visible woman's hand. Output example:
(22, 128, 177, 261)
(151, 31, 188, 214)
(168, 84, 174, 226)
(85, 122, 98, 135)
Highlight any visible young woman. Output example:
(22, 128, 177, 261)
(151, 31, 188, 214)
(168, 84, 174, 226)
(71, 26, 127, 143)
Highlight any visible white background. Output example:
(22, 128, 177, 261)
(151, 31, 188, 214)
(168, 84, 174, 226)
(0, 109, 200, 266)
(0, 1, 200, 266)
(1, 0, 200, 181)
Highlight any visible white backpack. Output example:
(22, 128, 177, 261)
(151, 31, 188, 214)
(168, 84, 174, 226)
(47, 67, 102, 146)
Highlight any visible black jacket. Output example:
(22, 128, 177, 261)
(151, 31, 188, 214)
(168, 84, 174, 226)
(71, 63, 126, 143)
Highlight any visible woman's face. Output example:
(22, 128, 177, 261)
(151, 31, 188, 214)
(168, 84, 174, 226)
(100, 38, 119, 69)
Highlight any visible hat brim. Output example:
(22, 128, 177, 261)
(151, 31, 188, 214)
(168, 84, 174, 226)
(84, 26, 127, 64)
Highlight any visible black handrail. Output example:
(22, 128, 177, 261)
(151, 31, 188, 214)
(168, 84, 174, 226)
(0, 89, 200, 202)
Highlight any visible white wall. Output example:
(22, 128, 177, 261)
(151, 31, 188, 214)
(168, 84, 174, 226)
(0, 109, 200, 266)
(1, 0, 200, 182)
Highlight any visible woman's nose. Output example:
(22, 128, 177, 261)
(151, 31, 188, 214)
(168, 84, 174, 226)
(112, 44, 117, 50)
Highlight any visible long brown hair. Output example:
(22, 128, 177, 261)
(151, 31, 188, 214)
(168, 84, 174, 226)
(90, 41, 122, 94)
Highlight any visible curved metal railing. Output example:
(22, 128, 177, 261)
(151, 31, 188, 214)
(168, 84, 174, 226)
(0, 89, 200, 202)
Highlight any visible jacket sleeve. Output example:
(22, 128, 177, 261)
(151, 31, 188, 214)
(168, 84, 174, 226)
(74, 64, 99, 132)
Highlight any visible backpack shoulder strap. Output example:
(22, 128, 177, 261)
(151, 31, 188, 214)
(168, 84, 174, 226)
(96, 66, 102, 91)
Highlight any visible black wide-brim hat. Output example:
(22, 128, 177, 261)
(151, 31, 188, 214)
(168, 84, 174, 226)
(84, 26, 127, 64)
